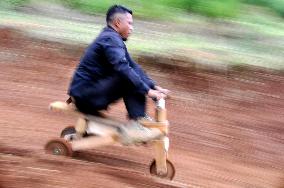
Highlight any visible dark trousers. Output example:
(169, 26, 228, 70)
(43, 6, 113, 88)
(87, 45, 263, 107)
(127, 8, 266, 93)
(73, 74, 146, 119)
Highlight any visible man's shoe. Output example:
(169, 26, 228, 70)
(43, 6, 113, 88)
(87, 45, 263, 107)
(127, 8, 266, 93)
(142, 114, 154, 121)
(118, 120, 162, 145)
(137, 114, 154, 125)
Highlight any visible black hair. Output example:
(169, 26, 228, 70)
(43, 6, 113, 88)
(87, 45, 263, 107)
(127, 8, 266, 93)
(106, 5, 132, 25)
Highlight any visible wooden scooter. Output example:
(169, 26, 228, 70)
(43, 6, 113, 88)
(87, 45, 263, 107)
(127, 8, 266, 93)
(45, 98, 175, 180)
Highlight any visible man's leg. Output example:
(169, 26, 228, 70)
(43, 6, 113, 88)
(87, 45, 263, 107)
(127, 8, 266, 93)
(123, 92, 146, 120)
(121, 92, 162, 145)
(72, 75, 161, 144)
(73, 75, 124, 115)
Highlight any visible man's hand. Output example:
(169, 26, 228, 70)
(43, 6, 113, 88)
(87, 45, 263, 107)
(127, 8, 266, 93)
(154, 86, 170, 95)
(147, 89, 166, 100)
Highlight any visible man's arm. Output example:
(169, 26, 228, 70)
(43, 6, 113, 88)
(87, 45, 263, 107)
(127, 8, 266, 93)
(125, 52, 156, 89)
(126, 52, 170, 95)
(102, 36, 150, 94)
(101, 36, 168, 100)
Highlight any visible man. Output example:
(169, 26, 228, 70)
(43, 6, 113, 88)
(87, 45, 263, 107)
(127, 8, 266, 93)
(68, 5, 169, 143)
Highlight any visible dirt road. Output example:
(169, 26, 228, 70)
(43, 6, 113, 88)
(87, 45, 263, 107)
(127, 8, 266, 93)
(0, 28, 283, 188)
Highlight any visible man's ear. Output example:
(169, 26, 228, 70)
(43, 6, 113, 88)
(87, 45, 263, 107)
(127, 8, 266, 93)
(114, 18, 121, 28)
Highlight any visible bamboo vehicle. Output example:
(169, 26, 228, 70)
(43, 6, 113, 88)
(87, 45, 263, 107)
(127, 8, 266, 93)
(45, 98, 175, 180)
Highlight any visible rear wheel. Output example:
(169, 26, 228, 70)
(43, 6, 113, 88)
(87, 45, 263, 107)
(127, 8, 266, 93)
(60, 126, 77, 141)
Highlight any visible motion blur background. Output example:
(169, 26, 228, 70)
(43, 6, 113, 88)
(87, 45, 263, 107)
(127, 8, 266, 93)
(1, 1, 284, 188)
(1, 0, 284, 69)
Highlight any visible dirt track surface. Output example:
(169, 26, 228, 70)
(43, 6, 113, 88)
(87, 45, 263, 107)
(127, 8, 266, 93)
(0, 28, 284, 188)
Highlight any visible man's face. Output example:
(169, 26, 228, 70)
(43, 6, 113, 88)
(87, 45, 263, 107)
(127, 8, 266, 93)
(117, 13, 133, 41)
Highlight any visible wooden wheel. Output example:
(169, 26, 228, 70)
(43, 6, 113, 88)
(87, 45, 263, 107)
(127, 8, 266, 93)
(149, 159, 175, 180)
(45, 138, 73, 157)
(60, 126, 77, 141)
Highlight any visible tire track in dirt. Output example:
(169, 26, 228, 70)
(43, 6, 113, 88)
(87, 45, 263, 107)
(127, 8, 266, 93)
(0, 146, 186, 188)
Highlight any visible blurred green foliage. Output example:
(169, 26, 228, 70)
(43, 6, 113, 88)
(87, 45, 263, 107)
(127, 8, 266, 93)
(1, 0, 283, 18)
(189, 0, 240, 18)
(0, 0, 28, 8)
(243, 0, 284, 16)
(60, 0, 240, 19)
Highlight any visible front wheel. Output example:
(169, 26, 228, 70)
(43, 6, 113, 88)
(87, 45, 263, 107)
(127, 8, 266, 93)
(149, 159, 175, 180)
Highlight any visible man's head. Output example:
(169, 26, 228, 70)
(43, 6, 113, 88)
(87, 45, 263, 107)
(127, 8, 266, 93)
(106, 5, 133, 41)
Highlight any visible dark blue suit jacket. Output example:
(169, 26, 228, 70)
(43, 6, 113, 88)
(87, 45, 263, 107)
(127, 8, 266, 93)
(69, 26, 155, 98)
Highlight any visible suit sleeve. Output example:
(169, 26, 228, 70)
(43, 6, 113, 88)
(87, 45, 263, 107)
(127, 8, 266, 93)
(102, 37, 150, 94)
(126, 52, 156, 89)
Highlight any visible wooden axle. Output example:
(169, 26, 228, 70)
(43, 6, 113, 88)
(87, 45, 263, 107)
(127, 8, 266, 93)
(154, 137, 169, 175)
(71, 135, 117, 151)
(153, 100, 170, 175)
(141, 121, 169, 135)
(155, 108, 167, 122)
